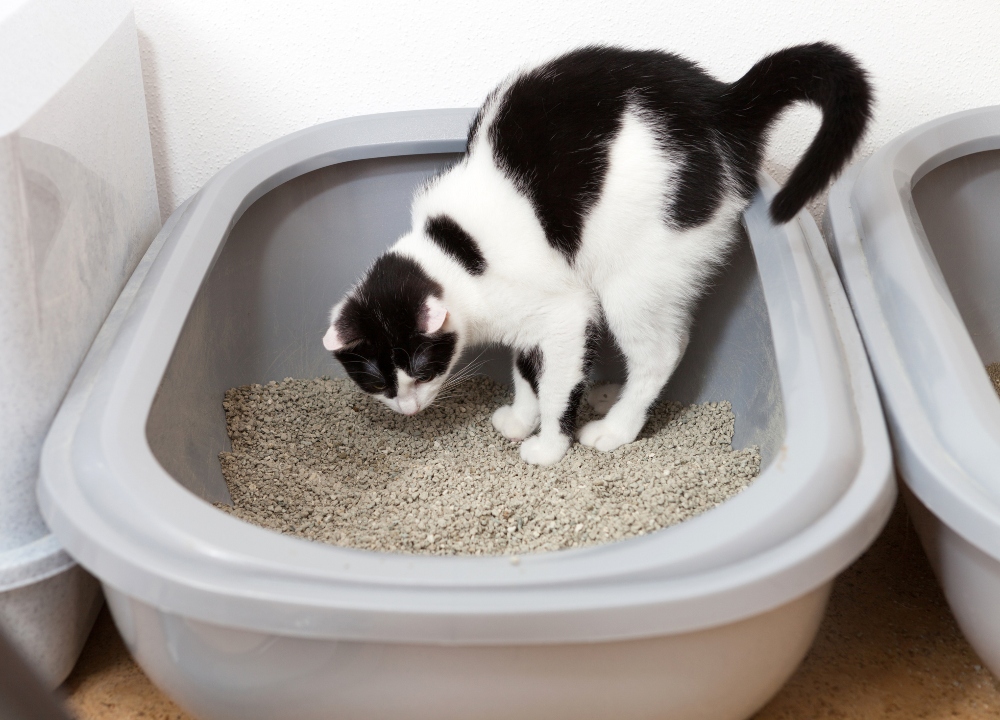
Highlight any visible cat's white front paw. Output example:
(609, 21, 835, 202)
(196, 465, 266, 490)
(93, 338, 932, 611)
(519, 434, 570, 466)
(578, 418, 638, 452)
(491, 405, 538, 440)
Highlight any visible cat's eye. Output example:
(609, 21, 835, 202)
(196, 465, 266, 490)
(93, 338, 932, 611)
(413, 367, 437, 383)
(370, 381, 386, 392)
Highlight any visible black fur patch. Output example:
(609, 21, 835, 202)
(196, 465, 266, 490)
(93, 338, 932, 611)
(515, 346, 543, 395)
(332, 252, 457, 397)
(425, 215, 487, 275)
(559, 382, 587, 437)
(583, 321, 601, 373)
(487, 46, 728, 260)
(481, 43, 871, 256)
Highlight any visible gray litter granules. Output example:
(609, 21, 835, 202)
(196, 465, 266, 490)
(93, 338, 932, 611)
(988, 363, 1000, 398)
(216, 376, 761, 555)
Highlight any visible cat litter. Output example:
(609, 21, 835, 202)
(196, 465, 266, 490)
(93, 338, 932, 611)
(216, 375, 761, 555)
(988, 363, 1000, 398)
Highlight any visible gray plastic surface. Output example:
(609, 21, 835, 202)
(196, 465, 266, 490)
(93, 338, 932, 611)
(0, 0, 159, 685)
(825, 105, 1000, 677)
(102, 581, 830, 720)
(0, 623, 73, 720)
(40, 109, 894, 718)
(0, 567, 102, 689)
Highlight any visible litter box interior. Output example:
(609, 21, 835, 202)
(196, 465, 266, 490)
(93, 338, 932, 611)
(911, 148, 1000, 366)
(147, 153, 785, 505)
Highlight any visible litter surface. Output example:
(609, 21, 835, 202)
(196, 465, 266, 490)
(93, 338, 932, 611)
(988, 363, 1000, 398)
(216, 376, 760, 555)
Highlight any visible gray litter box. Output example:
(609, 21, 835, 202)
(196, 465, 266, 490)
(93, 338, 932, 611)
(0, 0, 159, 685)
(39, 109, 893, 720)
(826, 105, 1000, 678)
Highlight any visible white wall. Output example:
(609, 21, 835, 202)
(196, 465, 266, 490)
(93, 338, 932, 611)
(133, 0, 1000, 222)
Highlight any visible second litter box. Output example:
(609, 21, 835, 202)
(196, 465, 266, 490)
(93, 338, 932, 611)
(39, 109, 894, 720)
(826, 105, 1000, 678)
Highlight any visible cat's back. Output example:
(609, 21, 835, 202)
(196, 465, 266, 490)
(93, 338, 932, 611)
(471, 46, 720, 151)
(469, 46, 728, 262)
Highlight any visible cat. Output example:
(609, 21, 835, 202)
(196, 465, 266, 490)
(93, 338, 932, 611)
(322, 42, 872, 466)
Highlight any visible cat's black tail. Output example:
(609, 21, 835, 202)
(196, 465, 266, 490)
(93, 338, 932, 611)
(720, 42, 872, 223)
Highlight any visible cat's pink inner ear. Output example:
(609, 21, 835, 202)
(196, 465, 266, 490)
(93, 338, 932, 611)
(422, 296, 448, 334)
(322, 325, 344, 352)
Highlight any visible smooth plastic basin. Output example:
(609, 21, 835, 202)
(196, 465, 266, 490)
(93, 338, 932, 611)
(826, 105, 1000, 678)
(40, 109, 894, 720)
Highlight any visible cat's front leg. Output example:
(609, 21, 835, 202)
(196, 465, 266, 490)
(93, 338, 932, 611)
(491, 348, 541, 440)
(517, 327, 593, 466)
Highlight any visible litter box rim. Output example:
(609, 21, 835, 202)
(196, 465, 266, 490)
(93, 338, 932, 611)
(39, 109, 894, 644)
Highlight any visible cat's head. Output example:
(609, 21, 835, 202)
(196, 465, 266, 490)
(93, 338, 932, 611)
(323, 252, 460, 415)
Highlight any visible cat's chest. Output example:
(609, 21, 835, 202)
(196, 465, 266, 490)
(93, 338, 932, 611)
(464, 268, 593, 343)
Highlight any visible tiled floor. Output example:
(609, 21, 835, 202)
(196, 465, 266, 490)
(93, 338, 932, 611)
(60, 497, 1000, 719)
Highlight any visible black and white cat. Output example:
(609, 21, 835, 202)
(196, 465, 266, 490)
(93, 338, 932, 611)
(323, 43, 871, 466)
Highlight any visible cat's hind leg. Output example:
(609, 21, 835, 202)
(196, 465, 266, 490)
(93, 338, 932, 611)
(491, 348, 541, 440)
(578, 294, 690, 452)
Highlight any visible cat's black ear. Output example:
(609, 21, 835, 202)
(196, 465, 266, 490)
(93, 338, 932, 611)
(419, 295, 448, 334)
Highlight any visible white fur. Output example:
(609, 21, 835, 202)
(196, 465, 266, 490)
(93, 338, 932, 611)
(331, 107, 743, 465)
(491, 368, 540, 440)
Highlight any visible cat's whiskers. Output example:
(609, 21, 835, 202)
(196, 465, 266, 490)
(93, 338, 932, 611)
(425, 351, 489, 411)
(441, 353, 487, 391)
